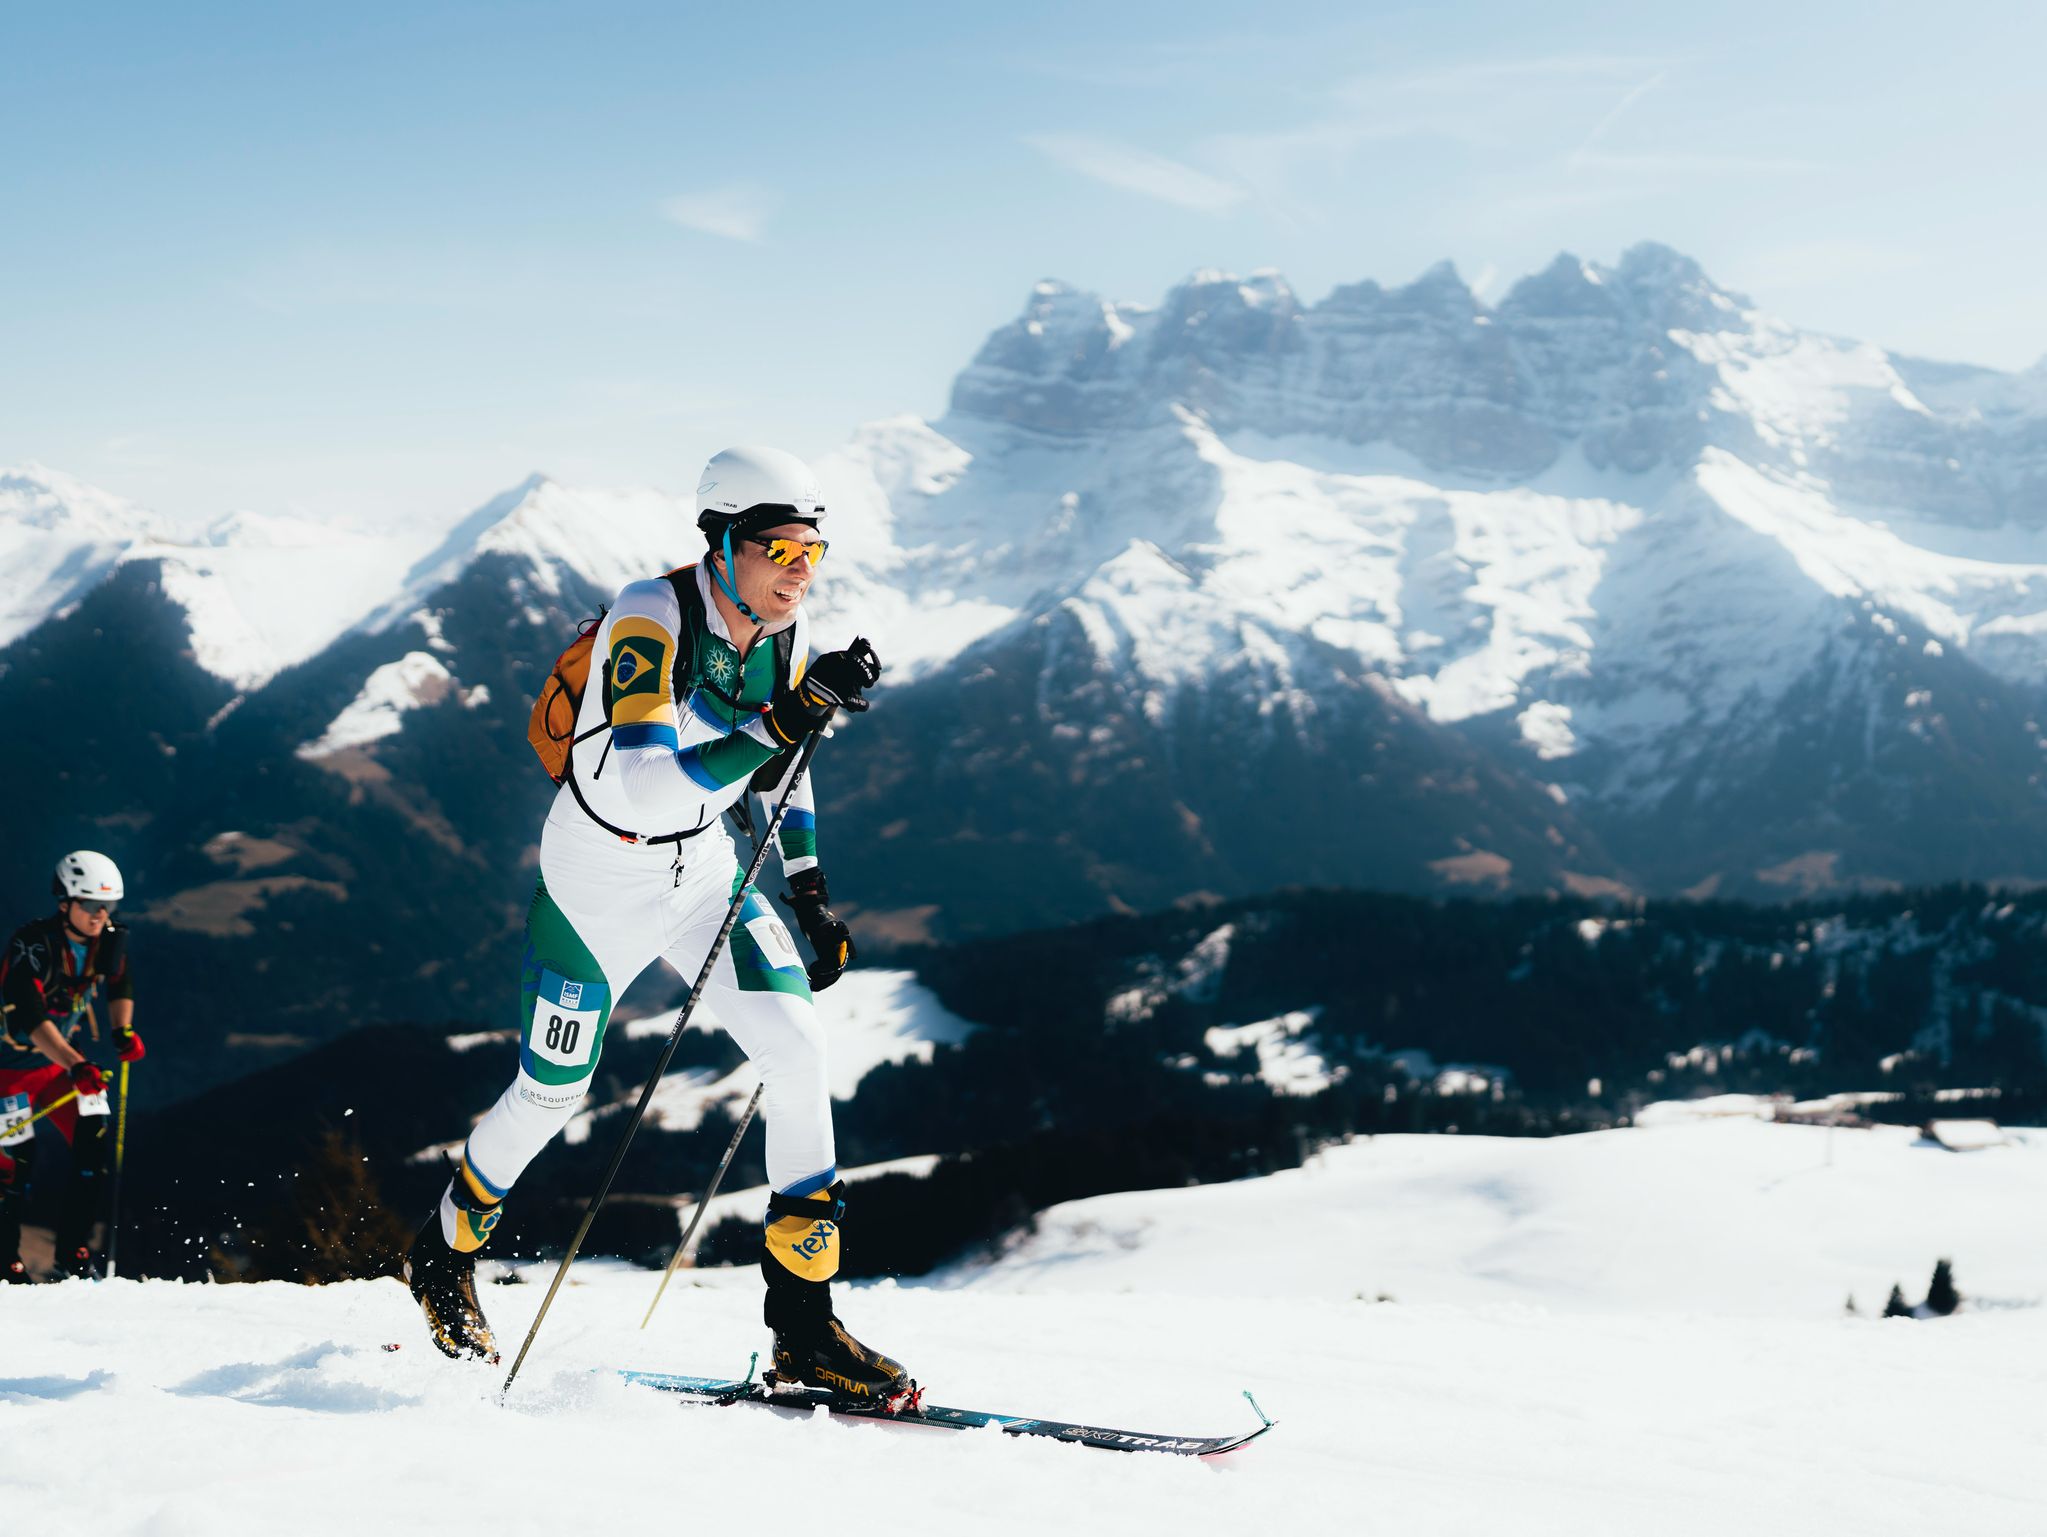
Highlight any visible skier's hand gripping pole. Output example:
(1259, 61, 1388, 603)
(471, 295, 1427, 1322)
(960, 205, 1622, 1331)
(500, 722, 833, 1399)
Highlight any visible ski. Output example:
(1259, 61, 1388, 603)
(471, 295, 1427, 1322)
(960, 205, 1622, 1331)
(618, 1363, 1276, 1458)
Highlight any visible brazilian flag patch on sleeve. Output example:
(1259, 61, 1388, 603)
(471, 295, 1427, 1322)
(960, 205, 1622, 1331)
(608, 616, 675, 733)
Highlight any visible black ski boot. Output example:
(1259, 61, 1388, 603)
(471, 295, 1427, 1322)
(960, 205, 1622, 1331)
(770, 1316, 915, 1407)
(404, 1209, 499, 1363)
(50, 1246, 100, 1282)
(4, 1259, 31, 1285)
(759, 1183, 914, 1407)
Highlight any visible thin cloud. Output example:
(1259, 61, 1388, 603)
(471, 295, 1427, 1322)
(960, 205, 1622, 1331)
(661, 186, 775, 242)
(1570, 70, 1669, 165)
(1205, 53, 1682, 203)
(1573, 150, 1820, 176)
(1024, 133, 1245, 214)
(1341, 53, 1671, 100)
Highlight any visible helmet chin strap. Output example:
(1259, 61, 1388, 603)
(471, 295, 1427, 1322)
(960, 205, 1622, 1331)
(713, 527, 766, 631)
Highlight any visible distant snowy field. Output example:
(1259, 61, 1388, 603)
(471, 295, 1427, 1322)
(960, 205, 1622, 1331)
(7, 1115, 2046, 1534)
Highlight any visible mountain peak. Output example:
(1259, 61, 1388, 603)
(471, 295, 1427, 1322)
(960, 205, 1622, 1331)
(1500, 253, 1616, 320)
(0, 462, 162, 541)
(1408, 259, 1468, 291)
(1613, 241, 1710, 289)
(1164, 267, 1301, 311)
(0, 464, 167, 648)
(1375, 259, 1481, 321)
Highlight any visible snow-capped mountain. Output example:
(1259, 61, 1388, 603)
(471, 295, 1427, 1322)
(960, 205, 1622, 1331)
(0, 463, 164, 648)
(9, 241, 2047, 1070)
(0, 469, 446, 691)
(809, 245, 2047, 896)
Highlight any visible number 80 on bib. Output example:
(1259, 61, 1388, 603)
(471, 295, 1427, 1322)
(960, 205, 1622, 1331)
(527, 970, 605, 1072)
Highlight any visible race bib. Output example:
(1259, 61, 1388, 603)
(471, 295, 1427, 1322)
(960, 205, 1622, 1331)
(76, 1091, 111, 1117)
(0, 1092, 29, 1147)
(528, 971, 604, 1071)
(746, 915, 802, 971)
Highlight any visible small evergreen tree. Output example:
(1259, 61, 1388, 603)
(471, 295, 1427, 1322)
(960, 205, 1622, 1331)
(1843, 1293, 1860, 1317)
(1925, 1258, 1961, 1316)
(1883, 1283, 1912, 1318)
(218, 1123, 413, 1283)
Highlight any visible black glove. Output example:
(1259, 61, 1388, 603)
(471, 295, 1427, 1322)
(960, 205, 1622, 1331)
(784, 868, 855, 991)
(766, 638, 881, 746)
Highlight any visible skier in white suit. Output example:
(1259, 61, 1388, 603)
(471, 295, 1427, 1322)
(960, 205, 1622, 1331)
(403, 446, 906, 1401)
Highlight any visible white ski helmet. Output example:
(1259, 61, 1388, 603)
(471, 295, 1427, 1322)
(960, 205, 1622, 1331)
(694, 445, 825, 542)
(53, 850, 124, 904)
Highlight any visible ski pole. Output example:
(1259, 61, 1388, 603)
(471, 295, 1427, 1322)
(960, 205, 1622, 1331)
(640, 1082, 763, 1330)
(5, 1088, 81, 1137)
(501, 727, 828, 1399)
(106, 1059, 131, 1279)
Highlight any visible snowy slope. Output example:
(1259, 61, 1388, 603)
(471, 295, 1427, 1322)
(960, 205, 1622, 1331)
(0, 468, 445, 691)
(951, 1117, 2047, 1320)
(7, 1116, 2047, 1534)
(0, 463, 163, 647)
(370, 475, 702, 629)
(296, 652, 490, 760)
(127, 511, 447, 691)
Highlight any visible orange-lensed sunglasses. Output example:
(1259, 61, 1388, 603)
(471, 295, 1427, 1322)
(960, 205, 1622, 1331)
(743, 534, 829, 568)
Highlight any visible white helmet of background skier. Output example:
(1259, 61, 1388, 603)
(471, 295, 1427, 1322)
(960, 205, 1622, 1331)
(53, 850, 124, 904)
(695, 446, 828, 623)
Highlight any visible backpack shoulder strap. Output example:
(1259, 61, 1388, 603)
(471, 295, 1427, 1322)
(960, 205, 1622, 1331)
(772, 617, 796, 687)
(662, 564, 702, 689)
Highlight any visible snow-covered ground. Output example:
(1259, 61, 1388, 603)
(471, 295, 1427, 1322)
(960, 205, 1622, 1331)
(8, 1116, 2046, 1533)
(956, 1117, 2047, 1318)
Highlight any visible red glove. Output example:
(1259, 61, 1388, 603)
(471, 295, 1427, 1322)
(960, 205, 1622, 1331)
(68, 1060, 107, 1097)
(114, 1029, 146, 1063)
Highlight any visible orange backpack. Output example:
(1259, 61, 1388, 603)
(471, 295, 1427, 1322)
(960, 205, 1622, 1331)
(525, 566, 792, 784)
(527, 611, 606, 784)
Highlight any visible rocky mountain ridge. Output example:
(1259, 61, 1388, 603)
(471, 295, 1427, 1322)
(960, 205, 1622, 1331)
(5, 243, 2047, 1078)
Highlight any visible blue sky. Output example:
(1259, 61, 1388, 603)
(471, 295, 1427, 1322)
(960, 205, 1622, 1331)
(4, 1, 2042, 530)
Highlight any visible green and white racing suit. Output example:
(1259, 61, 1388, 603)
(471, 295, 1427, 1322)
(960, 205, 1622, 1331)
(446, 561, 836, 1249)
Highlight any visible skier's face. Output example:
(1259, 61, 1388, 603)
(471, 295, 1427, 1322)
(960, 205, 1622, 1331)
(728, 521, 819, 626)
(61, 900, 111, 938)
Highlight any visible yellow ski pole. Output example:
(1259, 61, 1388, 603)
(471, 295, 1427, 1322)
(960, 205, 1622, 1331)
(7, 1088, 81, 1135)
(107, 1059, 131, 1278)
